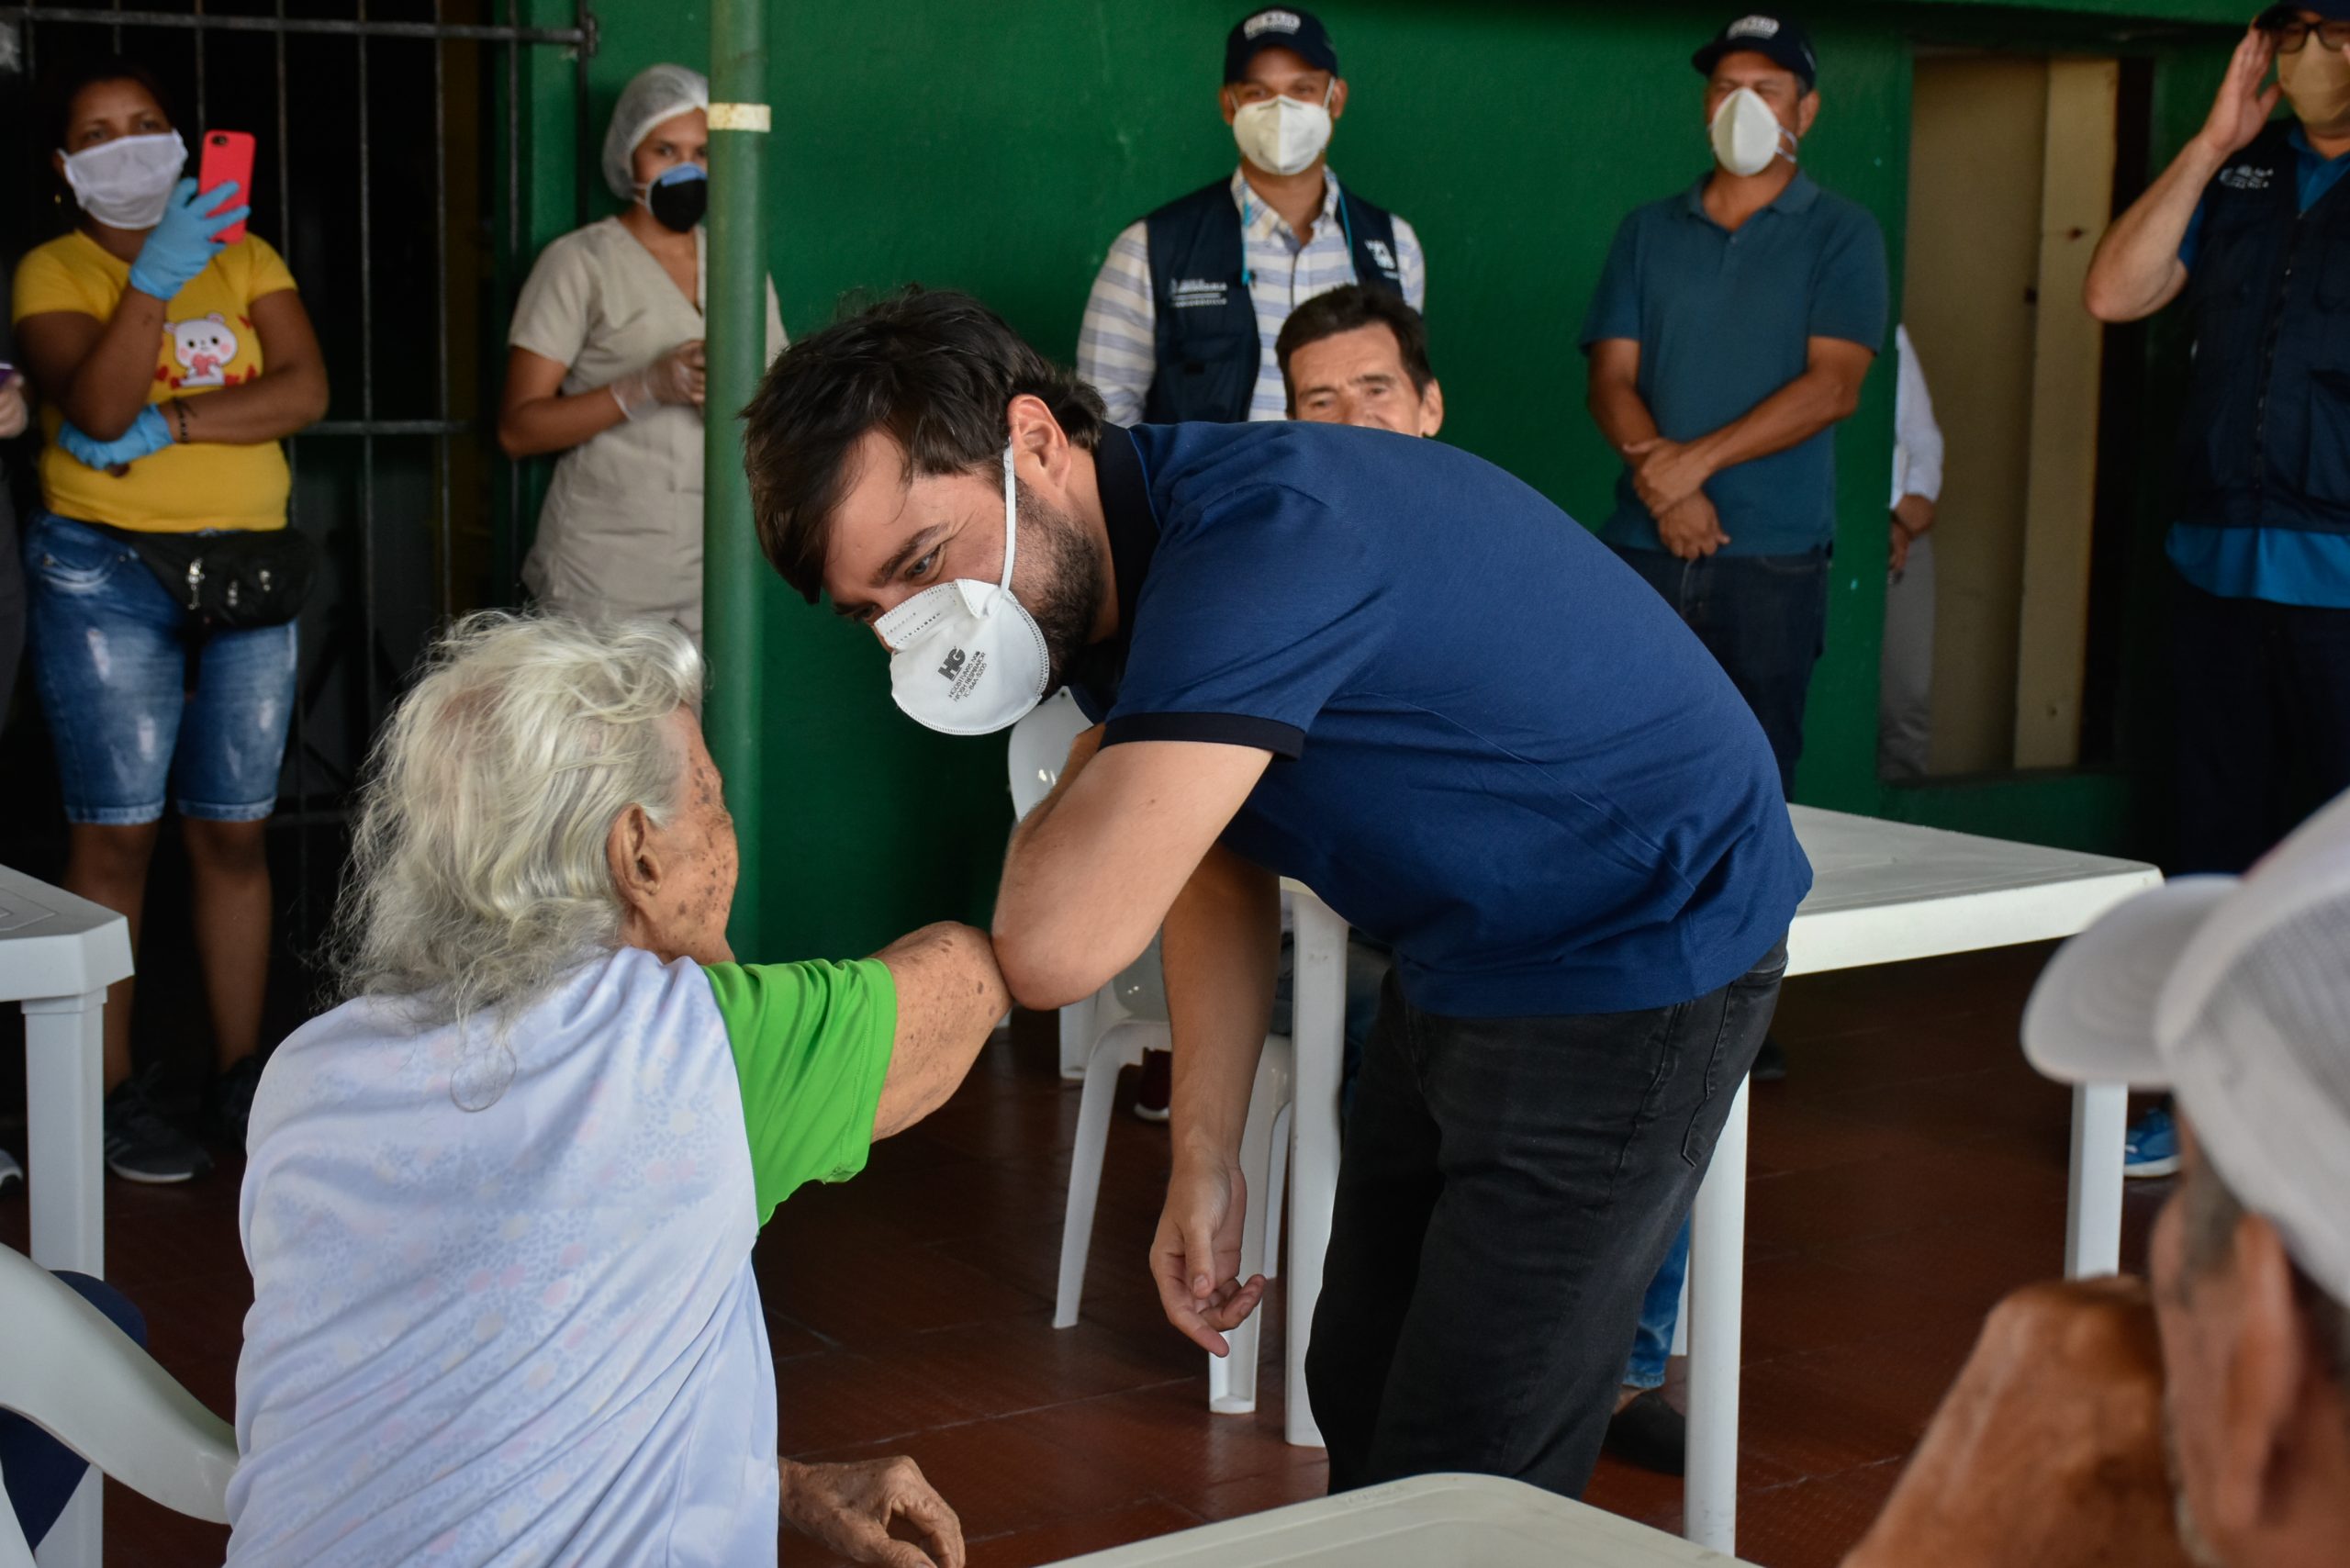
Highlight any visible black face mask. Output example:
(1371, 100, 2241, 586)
(645, 171, 707, 232)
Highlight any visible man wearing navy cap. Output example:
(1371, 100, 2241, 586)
(2085, 9, 2350, 872)
(2085, 7, 2350, 1183)
(1582, 15, 1886, 810)
(1077, 8, 1426, 429)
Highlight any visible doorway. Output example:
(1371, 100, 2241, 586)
(1900, 51, 2121, 777)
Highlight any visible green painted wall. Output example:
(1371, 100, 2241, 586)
(530, 0, 2236, 954)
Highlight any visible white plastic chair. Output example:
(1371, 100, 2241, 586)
(0, 1247, 237, 1568)
(1009, 693, 1294, 1414)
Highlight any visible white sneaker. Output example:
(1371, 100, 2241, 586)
(0, 1147, 22, 1192)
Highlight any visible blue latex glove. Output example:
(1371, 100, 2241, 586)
(128, 177, 250, 302)
(57, 407, 175, 472)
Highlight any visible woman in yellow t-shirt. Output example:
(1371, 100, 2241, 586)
(11, 56, 329, 1184)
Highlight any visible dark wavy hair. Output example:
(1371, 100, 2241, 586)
(741, 287, 1106, 604)
(1273, 285, 1436, 414)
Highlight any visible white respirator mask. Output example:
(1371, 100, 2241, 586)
(1232, 91, 1334, 177)
(59, 130, 187, 229)
(873, 445, 1052, 736)
(1708, 87, 1799, 178)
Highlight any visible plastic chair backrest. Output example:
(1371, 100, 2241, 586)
(1007, 690, 1092, 821)
(0, 1247, 238, 1544)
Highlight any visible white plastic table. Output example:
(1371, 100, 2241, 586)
(1047, 1472, 1760, 1565)
(1, 863, 135, 1568)
(1281, 808, 2159, 1555)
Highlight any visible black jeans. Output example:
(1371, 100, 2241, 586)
(1615, 544, 1830, 798)
(1306, 941, 1786, 1498)
(2171, 570, 2350, 874)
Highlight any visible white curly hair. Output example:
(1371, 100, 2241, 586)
(329, 612, 706, 1080)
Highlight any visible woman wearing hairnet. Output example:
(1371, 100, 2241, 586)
(496, 63, 784, 644)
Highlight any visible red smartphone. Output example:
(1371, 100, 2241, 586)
(197, 130, 255, 245)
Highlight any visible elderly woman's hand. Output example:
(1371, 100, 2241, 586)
(0, 371, 27, 441)
(779, 1455, 965, 1568)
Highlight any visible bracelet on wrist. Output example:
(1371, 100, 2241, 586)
(169, 399, 191, 442)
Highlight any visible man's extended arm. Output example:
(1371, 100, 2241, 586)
(2084, 26, 2277, 324)
(1153, 845, 1281, 1353)
(991, 730, 1272, 1010)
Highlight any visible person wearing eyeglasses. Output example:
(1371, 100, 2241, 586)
(2084, 5, 2350, 1182)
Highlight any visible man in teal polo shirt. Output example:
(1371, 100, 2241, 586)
(1582, 12, 1886, 809)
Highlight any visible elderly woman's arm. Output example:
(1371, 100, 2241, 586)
(869, 923, 1009, 1139)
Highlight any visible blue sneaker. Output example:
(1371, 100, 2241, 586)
(2123, 1105, 2180, 1180)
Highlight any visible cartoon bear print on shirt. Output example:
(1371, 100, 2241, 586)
(169, 313, 241, 388)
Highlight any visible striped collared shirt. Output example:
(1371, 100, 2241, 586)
(1078, 168, 1427, 425)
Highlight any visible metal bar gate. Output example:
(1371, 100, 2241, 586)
(0, 0, 596, 958)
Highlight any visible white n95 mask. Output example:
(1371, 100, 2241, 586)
(873, 445, 1051, 736)
(1233, 93, 1333, 177)
(59, 130, 188, 229)
(1708, 88, 1798, 178)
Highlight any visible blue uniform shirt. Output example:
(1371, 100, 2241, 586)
(1068, 422, 1811, 1018)
(1580, 173, 1889, 556)
(2170, 124, 2350, 609)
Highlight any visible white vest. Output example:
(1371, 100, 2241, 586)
(227, 946, 778, 1566)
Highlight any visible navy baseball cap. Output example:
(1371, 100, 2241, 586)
(1693, 14, 1818, 89)
(1225, 7, 1339, 84)
(2259, 3, 2350, 25)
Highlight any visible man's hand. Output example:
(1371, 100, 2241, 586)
(2195, 26, 2281, 164)
(1151, 1152, 1266, 1355)
(1624, 435, 1716, 519)
(781, 1456, 966, 1568)
(1889, 494, 1935, 575)
(0, 372, 27, 441)
(1656, 491, 1730, 561)
(1840, 1278, 2195, 1568)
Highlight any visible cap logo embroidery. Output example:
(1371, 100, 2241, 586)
(1728, 15, 1782, 39)
(1245, 9, 1303, 38)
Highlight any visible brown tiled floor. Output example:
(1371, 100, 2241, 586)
(0, 941, 2170, 1565)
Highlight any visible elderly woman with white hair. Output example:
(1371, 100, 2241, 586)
(224, 613, 1000, 1567)
(495, 63, 785, 642)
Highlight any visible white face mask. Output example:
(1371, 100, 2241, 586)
(874, 445, 1052, 736)
(59, 130, 186, 229)
(1232, 92, 1333, 177)
(1708, 87, 1798, 178)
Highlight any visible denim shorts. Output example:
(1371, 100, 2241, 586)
(22, 509, 298, 825)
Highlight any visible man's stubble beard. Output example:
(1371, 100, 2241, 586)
(1011, 479, 1108, 691)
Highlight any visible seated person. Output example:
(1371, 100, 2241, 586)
(1843, 786, 2350, 1568)
(226, 612, 998, 1568)
(1274, 281, 1443, 435)
(1277, 285, 1691, 1477)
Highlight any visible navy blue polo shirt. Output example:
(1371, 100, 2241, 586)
(1067, 422, 1811, 1018)
(1579, 172, 1888, 556)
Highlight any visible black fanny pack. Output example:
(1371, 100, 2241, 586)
(95, 523, 316, 631)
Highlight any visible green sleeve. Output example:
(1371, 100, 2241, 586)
(702, 958, 898, 1225)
